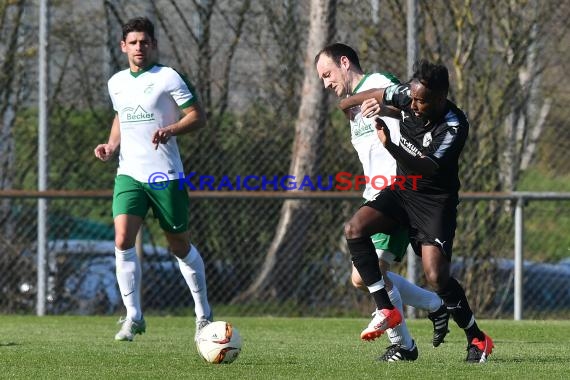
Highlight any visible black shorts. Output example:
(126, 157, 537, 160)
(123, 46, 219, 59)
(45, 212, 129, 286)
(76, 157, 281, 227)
(363, 189, 458, 260)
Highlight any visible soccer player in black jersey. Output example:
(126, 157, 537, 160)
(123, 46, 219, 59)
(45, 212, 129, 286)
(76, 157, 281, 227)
(339, 59, 494, 363)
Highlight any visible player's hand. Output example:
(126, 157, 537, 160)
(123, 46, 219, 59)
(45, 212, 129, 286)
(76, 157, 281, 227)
(375, 117, 390, 146)
(360, 98, 382, 118)
(152, 128, 173, 150)
(94, 144, 115, 161)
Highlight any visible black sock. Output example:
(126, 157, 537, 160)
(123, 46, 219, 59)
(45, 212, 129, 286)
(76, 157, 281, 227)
(372, 288, 394, 310)
(436, 277, 482, 342)
(347, 237, 393, 310)
(465, 323, 484, 343)
(347, 237, 381, 286)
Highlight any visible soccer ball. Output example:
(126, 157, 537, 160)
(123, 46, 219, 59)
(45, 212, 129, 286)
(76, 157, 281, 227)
(196, 321, 242, 364)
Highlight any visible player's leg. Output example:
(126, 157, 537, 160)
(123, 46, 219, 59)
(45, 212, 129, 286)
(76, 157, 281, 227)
(387, 271, 443, 312)
(380, 229, 443, 311)
(354, 226, 449, 347)
(381, 267, 417, 361)
(388, 270, 449, 347)
(150, 179, 213, 339)
(404, 192, 493, 360)
(369, 233, 416, 360)
(345, 191, 404, 340)
(383, 231, 449, 347)
(112, 175, 148, 341)
(421, 244, 493, 362)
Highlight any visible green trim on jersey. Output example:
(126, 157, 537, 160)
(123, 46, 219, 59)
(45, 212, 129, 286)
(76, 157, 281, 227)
(377, 71, 401, 85)
(129, 63, 156, 78)
(179, 97, 197, 109)
(170, 66, 198, 109)
(129, 64, 198, 109)
(352, 73, 371, 94)
(352, 72, 400, 96)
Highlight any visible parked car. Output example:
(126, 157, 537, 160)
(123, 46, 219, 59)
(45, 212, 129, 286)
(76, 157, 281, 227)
(18, 239, 191, 315)
(17, 239, 239, 315)
(451, 256, 570, 314)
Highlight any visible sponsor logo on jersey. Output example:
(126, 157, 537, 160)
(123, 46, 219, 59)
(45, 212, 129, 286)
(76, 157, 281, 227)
(400, 136, 422, 157)
(144, 83, 154, 94)
(120, 105, 155, 123)
(351, 112, 374, 139)
(423, 131, 432, 147)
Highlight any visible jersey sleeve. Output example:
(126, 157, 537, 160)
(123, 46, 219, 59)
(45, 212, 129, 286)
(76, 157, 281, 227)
(425, 115, 469, 169)
(383, 83, 412, 109)
(107, 78, 119, 112)
(167, 68, 198, 109)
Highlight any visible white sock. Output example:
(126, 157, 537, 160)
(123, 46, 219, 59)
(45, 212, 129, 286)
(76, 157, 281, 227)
(388, 271, 443, 312)
(386, 286, 414, 349)
(176, 244, 211, 320)
(115, 247, 142, 320)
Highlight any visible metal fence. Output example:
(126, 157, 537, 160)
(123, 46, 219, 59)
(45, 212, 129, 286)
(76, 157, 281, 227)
(1, 1, 569, 320)
(1, 192, 569, 320)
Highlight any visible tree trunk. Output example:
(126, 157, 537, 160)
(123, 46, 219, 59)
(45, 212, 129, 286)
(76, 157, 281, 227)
(0, 0, 26, 239)
(233, 0, 336, 302)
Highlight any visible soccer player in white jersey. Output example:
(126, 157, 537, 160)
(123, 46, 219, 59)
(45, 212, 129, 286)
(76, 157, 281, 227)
(315, 43, 449, 361)
(94, 17, 212, 342)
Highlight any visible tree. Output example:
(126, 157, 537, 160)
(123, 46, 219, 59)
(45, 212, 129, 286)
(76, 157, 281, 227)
(234, 0, 336, 302)
(0, 0, 31, 238)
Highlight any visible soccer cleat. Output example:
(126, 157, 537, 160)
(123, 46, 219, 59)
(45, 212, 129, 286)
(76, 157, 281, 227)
(428, 303, 450, 347)
(466, 332, 494, 363)
(194, 311, 214, 342)
(360, 308, 402, 341)
(378, 340, 419, 362)
(114, 316, 146, 341)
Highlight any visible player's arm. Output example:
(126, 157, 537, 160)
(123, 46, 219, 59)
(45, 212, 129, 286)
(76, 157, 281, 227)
(375, 118, 437, 177)
(94, 114, 121, 161)
(338, 87, 400, 120)
(152, 102, 207, 149)
(338, 88, 386, 112)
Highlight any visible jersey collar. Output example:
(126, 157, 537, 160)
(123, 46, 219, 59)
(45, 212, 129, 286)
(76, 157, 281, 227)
(130, 63, 157, 78)
(351, 73, 370, 94)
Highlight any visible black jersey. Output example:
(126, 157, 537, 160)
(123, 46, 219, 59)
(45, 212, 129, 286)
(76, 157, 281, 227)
(383, 83, 469, 195)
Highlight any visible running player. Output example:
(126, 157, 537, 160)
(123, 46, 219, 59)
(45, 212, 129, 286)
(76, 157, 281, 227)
(94, 17, 213, 342)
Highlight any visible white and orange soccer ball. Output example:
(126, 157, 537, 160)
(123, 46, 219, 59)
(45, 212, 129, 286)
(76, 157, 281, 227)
(196, 321, 242, 364)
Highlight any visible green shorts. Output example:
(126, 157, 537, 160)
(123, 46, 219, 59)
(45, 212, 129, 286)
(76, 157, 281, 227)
(362, 198, 409, 262)
(371, 228, 409, 263)
(112, 174, 189, 233)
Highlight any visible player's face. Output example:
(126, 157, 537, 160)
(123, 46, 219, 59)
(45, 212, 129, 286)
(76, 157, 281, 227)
(316, 55, 349, 97)
(121, 31, 156, 71)
(409, 80, 445, 123)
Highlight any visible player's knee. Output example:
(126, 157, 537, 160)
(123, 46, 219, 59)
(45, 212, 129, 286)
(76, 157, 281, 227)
(424, 269, 448, 292)
(114, 235, 133, 251)
(351, 270, 366, 291)
(344, 219, 364, 239)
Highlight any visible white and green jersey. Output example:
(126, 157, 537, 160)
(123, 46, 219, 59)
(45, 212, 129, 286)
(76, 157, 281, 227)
(108, 64, 197, 182)
(348, 73, 401, 200)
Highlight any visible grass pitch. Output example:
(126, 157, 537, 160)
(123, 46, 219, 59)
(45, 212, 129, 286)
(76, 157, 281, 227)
(1, 316, 568, 379)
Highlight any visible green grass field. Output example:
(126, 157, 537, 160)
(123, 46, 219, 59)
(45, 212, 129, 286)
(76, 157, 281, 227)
(1, 316, 568, 379)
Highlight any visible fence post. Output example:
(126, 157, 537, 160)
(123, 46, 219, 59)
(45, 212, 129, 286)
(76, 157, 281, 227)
(514, 196, 524, 320)
(37, 0, 50, 316)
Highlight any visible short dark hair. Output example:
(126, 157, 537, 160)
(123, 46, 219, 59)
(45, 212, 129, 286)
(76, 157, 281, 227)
(122, 17, 155, 41)
(412, 59, 449, 96)
(314, 43, 362, 71)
